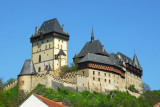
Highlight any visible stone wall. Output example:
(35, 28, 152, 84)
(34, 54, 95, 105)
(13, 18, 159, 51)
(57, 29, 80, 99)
(3, 80, 17, 91)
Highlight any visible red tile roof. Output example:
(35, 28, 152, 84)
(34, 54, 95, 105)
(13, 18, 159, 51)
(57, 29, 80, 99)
(34, 93, 67, 107)
(154, 102, 160, 107)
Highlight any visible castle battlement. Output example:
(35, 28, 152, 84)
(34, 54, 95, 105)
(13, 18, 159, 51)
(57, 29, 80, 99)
(3, 80, 18, 91)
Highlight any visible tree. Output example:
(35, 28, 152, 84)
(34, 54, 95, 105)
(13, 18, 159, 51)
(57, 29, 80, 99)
(143, 82, 151, 93)
(3, 78, 16, 86)
(0, 78, 3, 92)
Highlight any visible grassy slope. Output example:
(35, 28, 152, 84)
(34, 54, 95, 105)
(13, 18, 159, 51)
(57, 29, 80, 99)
(1, 84, 160, 107)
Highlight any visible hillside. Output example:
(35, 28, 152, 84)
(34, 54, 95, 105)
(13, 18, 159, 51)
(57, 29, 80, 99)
(0, 84, 160, 107)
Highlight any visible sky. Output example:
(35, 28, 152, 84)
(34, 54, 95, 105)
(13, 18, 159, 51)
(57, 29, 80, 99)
(0, 0, 160, 90)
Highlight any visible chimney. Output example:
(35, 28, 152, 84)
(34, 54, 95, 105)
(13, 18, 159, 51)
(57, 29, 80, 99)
(102, 45, 104, 52)
(62, 24, 64, 32)
(35, 27, 38, 34)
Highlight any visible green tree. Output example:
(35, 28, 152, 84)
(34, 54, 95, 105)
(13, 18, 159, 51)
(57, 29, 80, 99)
(4, 78, 16, 86)
(0, 78, 3, 92)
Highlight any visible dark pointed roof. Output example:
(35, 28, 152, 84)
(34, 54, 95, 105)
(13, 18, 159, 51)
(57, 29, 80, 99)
(18, 59, 36, 76)
(133, 53, 141, 69)
(78, 53, 113, 65)
(31, 18, 69, 38)
(58, 49, 66, 56)
(117, 52, 133, 65)
(75, 40, 109, 58)
(91, 28, 94, 42)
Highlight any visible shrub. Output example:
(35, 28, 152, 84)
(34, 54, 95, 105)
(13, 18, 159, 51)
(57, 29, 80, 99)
(128, 85, 139, 93)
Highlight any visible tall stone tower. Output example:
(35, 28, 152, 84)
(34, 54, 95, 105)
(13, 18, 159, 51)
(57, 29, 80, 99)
(30, 18, 69, 73)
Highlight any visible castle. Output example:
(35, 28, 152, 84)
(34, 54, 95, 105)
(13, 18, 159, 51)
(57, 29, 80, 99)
(17, 18, 143, 97)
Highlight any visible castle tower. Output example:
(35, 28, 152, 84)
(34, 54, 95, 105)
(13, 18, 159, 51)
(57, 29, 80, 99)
(18, 59, 37, 92)
(30, 18, 69, 73)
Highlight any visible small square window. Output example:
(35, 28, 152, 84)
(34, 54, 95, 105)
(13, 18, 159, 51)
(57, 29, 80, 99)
(98, 72, 100, 76)
(93, 71, 95, 75)
(22, 81, 24, 85)
(98, 78, 100, 81)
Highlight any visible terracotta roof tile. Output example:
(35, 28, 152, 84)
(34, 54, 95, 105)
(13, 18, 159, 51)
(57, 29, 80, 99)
(154, 102, 160, 107)
(34, 93, 67, 107)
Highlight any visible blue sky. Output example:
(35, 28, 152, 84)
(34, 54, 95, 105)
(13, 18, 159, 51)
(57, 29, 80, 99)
(0, 0, 160, 90)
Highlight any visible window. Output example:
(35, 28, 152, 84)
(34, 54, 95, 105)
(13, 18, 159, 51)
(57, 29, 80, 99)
(109, 80, 111, 84)
(98, 72, 100, 76)
(109, 74, 110, 77)
(62, 41, 63, 43)
(98, 78, 100, 81)
(104, 73, 106, 76)
(59, 40, 60, 42)
(39, 55, 41, 63)
(49, 44, 51, 48)
(45, 45, 47, 49)
(82, 71, 85, 76)
(105, 79, 106, 82)
(38, 67, 41, 72)
(93, 77, 95, 81)
(93, 71, 95, 75)
(22, 81, 24, 85)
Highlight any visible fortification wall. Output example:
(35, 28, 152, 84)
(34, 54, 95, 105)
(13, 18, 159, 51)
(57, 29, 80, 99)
(77, 75, 88, 92)
(62, 72, 77, 84)
(3, 80, 17, 91)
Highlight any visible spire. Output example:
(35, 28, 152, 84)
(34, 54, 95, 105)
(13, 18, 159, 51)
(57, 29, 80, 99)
(91, 27, 94, 42)
(133, 53, 141, 68)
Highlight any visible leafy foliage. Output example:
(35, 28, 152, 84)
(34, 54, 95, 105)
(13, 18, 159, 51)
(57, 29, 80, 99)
(59, 63, 77, 77)
(0, 82, 160, 107)
(3, 78, 16, 86)
(128, 85, 139, 93)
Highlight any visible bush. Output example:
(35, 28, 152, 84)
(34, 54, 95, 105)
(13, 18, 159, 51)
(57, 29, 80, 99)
(128, 85, 139, 93)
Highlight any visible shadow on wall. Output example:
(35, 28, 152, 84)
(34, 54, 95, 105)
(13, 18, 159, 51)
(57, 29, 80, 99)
(51, 80, 77, 92)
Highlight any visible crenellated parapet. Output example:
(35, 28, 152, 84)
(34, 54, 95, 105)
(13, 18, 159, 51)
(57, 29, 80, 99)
(3, 80, 18, 91)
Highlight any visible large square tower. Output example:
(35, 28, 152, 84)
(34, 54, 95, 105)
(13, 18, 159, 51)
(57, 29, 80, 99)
(30, 18, 69, 73)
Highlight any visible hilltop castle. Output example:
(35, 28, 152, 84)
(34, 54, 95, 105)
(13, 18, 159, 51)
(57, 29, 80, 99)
(17, 18, 143, 97)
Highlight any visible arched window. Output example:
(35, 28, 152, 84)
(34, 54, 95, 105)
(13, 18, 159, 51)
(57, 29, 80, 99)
(39, 55, 41, 63)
